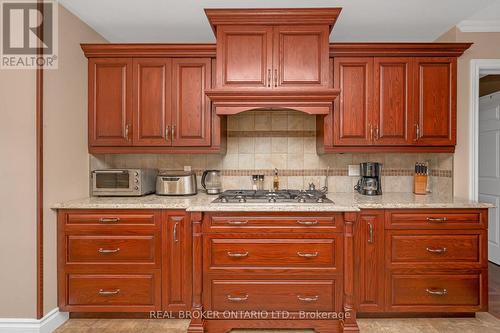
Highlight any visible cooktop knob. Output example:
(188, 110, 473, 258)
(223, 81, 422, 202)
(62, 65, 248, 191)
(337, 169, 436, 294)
(268, 197, 276, 203)
(220, 197, 228, 203)
(238, 197, 246, 203)
(316, 197, 324, 203)
(298, 197, 306, 203)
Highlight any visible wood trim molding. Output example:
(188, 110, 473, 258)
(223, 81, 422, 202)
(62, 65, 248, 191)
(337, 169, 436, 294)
(457, 20, 500, 33)
(81, 44, 217, 58)
(205, 89, 340, 115)
(329, 43, 472, 57)
(36, 0, 44, 320)
(204, 8, 342, 35)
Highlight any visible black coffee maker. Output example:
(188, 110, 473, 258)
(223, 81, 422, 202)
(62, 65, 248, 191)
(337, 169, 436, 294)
(355, 162, 382, 195)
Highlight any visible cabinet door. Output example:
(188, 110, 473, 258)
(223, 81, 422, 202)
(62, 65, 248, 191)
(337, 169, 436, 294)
(273, 25, 330, 89)
(355, 211, 385, 312)
(414, 57, 456, 145)
(373, 58, 413, 145)
(163, 212, 192, 311)
(216, 25, 273, 89)
(133, 58, 172, 146)
(171, 58, 212, 146)
(88, 58, 133, 146)
(333, 58, 373, 146)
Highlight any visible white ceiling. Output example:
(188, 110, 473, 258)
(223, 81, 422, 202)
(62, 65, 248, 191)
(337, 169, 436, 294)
(60, 0, 499, 43)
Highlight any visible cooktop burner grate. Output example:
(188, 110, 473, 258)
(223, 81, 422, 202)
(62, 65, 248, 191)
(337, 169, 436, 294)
(211, 189, 333, 204)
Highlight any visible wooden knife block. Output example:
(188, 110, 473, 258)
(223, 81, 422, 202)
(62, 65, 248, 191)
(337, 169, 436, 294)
(414, 175, 428, 195)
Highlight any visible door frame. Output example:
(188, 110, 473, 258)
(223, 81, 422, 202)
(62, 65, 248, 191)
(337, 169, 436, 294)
(469, 59, 500, 200)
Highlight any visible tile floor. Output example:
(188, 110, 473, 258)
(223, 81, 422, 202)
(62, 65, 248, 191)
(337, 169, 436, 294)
(55, 262, 500, 333)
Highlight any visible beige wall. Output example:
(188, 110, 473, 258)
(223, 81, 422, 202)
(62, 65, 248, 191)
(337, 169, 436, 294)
(43, 5, 107, 315)
(0, 70, 37, 317)
(435, 28, 500, 198)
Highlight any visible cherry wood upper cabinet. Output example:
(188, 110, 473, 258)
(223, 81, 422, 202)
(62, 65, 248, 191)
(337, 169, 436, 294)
(355, 211, 385, 313)
(333, 57, 373, 146)
(133, 58, 172, 146)
(373, 57, 413, 145)
(273, 25, 330, 89)
(172, 58, 212, 146)
(216, 26, 273, 90)
(413, 57, 456, 146)
(88, 58, 133, 146)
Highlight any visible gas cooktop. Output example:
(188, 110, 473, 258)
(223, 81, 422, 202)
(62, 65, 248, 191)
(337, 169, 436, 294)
(211, 190, 333, 204)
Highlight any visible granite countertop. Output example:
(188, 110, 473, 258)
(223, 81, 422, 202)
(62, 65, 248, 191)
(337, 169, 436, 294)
(52, 192, 494, 211)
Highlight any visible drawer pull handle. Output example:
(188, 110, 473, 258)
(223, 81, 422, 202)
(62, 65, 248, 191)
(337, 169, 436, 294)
(227, 251, 249, 257)
(297, 295, 319, 302)
(297, 251, 319, 258)
(426, 288, 448, 296)
(98, 248, 120, 254)
(227, 294, 248, 302)
(226, 221, 248, 225)
(297, 221, 318, 226)
(426, 217, 448, 223)
(426, 247, 447, 254)
(99, 217, 120, 223)
(98, 289, 120, 296)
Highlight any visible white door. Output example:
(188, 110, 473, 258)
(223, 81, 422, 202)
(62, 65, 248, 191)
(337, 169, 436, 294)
(479, 91, 500, 264)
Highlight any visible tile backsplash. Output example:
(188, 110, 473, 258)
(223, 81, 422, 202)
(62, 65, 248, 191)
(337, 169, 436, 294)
(91, 110, 453, 196)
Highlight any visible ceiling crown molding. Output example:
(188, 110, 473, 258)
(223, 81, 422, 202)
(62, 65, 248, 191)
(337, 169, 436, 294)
(457, 20, 500, 32)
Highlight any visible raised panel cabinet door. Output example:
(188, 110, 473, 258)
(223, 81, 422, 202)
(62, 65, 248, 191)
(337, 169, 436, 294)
(273, 25, 330, 89)
(414, 57, 456, 145)
(333, 57, 373, 146)
(354, 211, 385, 312)
(373, 58, 413, 145)
(88, 58, 133, 146)
(162, 212, 192, 311)
(171, 58, 211, 147)
(132, 58, 172, 146)
(216, 25, 273, 89)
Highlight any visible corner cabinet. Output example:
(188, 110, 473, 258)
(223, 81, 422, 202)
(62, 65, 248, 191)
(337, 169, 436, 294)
(318, 43, 470, 153)
(83, 45, 225, 154)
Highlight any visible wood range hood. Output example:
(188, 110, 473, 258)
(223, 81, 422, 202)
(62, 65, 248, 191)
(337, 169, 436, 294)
(204, 8, 342, 115)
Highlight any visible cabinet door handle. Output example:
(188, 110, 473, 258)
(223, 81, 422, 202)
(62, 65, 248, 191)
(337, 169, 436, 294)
(267, 69, 271, 87)
(297, 221, 318, 226)
(227, 294, 248, 302)
(426, 217, 448, 223)
(99, 289, 120, 296)
(166, 125, 170, 141)
(173, 222, 178, 242)
(369, 124, 373, 141)
(125, 124, 130, 140)
(171, 125, 175, 140)
(99, 217, 120, 223)
(227, 251, 249, 257)
(368, 222, 374, 244)
(426, 288, 448, 296)
(414, 124, 420, 141)
(426, 247, 447, 254)
(274, 69, 278, 87)
(297, 251, 319, 258)
(297, 295, 319, 302)
(226, 221, 248, 225)
(98, 248, 120, 254)
(374, 127, 379, 140)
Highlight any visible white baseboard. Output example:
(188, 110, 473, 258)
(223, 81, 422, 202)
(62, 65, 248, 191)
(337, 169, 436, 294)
(0, 308, 69, 333)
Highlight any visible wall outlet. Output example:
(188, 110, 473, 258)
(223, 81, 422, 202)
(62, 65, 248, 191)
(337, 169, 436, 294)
(348, 164, 360, 177)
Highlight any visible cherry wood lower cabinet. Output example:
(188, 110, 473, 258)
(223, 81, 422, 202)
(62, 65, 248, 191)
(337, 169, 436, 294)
(354, 208, 489, 316)
(57, 209, 191, 313)
(192, 212, 357, 333)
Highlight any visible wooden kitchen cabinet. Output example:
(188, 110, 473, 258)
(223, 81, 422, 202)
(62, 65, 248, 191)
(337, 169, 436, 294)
(354, 210, 385, 313)
(162, 211, 192, 311)
(88, 58, 133, 146)
(413, 57, 456, 146)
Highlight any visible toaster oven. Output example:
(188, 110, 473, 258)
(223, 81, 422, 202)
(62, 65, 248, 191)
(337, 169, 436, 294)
(91, 169, 157, 196)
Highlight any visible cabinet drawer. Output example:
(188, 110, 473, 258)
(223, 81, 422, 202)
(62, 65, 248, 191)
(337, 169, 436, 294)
(67, 235, 157, 264)
(64, 211, 157, 227)
(206, 213, 341, 232)
(387, 231, 485, 267)
(67, 274, 159, 307)
(209, 279, 337, 311)
(389, 273, 483, 310)
(208, 238, 338, 268)
(385, 210, 486, 229)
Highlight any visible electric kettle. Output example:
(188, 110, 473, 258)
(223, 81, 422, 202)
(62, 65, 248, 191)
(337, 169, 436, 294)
(201, 170, 222, 195)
